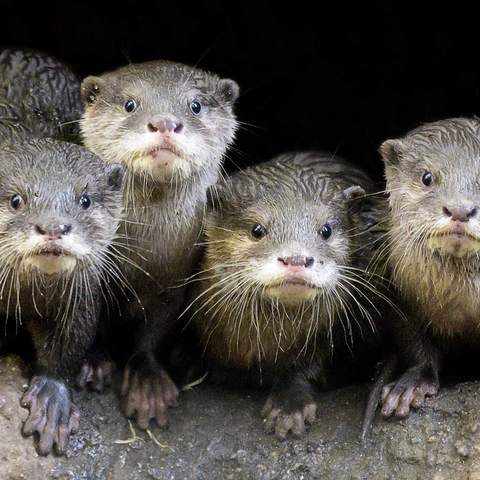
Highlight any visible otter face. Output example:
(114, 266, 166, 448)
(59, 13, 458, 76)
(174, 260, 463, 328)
(381, 119, 480, 259)
(0, 139, 123, 277)
(80, 61, 239, 184)
(205, 180, 365, 308)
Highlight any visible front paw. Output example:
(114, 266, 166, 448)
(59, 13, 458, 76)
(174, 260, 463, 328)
(262, 394, 317, 440)
(121, 352, 179, 430)
(20, 376, 80, 456)
(76, 356, 114, 392)
(381, 368, 439, 418)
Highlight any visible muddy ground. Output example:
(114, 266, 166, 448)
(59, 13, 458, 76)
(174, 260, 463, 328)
(1, 354, 480, 480)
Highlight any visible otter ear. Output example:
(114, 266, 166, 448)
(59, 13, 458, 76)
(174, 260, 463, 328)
(379, 139, 406, 165)
(216, 78, 240, 105)
(343, 185, 366, 202)
(343, 185, 367, 213)
(105, 163, 124, 191)
(81, 76, 105, 105)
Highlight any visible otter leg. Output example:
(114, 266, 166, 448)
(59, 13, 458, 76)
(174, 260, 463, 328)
(22, 295, 99, 455)
(381, 361, 440, 418)
(262, 372, 317, 440)
(121, 351, 178, 429)
(120, 292, 183, 429)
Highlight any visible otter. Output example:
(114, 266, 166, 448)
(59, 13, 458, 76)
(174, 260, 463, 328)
(0, 138, 124, 455)
(189, 152, 386, 439)
(377, 118, 480, 419)
(79, 60, 239, 428)
(0, 48, 82, 142)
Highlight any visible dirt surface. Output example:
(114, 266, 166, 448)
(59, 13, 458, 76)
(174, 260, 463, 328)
(1, 355, 480, 480)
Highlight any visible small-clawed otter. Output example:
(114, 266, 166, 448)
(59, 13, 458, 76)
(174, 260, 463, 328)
(80, 60, 239, 428)
(0, 138, 124, 455)
(189, 152, 385, 439)
(0, 48, 82, 142)
(378, 118, 480, 418)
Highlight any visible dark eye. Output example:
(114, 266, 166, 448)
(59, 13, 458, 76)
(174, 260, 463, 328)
(125, 99, 137, 113)
(320, 223, 332, 240)
(422, 172, 434, 186)
(10, 194, 24, 210)
(251, 223, 267, 239)
(79, 194, 91, 209)
(190, 100, 202, 115)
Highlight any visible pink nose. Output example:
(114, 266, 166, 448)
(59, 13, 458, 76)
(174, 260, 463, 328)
(147, 117, 183, 134)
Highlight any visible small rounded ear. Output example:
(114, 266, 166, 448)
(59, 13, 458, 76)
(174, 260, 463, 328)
(81, 76, 104, 105)
(105, 163, 124, 191)
(379, 139, 406, 165)
(343, 185, 366, 201)
(216, 78, 240, 105)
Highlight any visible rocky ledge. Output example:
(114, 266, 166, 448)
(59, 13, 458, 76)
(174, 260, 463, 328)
(1, 355, 480, 480)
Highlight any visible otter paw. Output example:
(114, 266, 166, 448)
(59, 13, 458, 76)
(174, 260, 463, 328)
(381, 373, 439, 418)
(76, 357, 114, 392)
(262, 396, 317, 440)
(21, 376, 80, 456)
(121, 353, 179, 430)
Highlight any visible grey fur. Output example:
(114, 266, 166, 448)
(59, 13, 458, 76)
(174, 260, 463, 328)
(80, 59, 239, 428)
(191, 151, 386, 439)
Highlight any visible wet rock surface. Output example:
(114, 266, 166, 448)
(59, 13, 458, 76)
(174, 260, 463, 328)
(1, 354, 480, 480)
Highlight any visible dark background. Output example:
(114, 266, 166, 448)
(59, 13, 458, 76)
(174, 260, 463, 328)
(2, 1, 479, 181)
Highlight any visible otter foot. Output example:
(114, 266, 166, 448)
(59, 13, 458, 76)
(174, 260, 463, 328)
(121, 352, 179, 429)
(262, 395, 317, 440)
(21, 376, 80, 456)
(76, 355, 114, 392)
(381, 369, 439, 418)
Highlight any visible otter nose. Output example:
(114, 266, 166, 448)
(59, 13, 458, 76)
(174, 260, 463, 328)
(147, 116, 183, 134)
(442, 205, 477, 222)
(277, 256, 315, 268)
(35, 224, 72, 238)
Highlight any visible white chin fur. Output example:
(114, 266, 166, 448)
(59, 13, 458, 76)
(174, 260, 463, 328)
(134, 151, 190, 181)
(263, 284, 318, 306)
(427, 236, 480, 258)
(22, 255, 77, 275)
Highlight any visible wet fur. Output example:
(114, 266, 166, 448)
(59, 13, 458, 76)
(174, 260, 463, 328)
(190, 152, 388, 437)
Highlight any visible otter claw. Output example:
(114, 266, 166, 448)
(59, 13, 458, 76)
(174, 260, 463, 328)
(21, 375, 80, 456)
(381, 374, 439, 418)
(262, 395, 317, 440)
(121, 353, 178, 429)
(76, 358, 114, 392)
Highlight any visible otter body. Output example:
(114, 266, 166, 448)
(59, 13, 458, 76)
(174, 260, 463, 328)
(80, 60, 239, 428)
(378, 118, 480, 418)
(0, 138, 124, 455)
(191, 152, 385, 438)
(0, 48, 82, 141)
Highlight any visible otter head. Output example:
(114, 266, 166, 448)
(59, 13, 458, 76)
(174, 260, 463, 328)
(80, 60, 239, 185)
(381, 118, 480, 260)
(0, 139, 123, 278)
(203, 159, 367, 311)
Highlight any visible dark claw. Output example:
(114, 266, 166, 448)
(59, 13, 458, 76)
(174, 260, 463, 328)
(21, 375, 79, 456)
(121, 352, 179, 429)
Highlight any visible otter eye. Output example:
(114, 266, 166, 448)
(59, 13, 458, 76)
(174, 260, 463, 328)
(10, 194, 24, 210)
(251, 223, 267, 239)
(125, 99, 137, 113)
(79, 194, 91, 209)
(422, 172, 434, 186)
(190, 100, 202, 115)
(320, 223, 332, 240)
